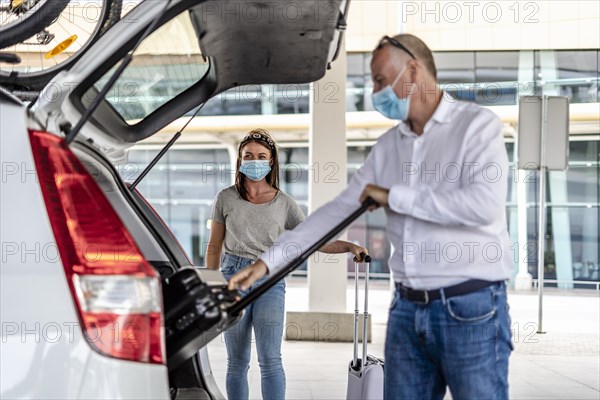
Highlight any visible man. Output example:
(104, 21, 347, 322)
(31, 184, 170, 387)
(229, 34, 513, 399)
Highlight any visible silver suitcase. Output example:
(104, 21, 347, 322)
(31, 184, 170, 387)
(346, 255, 384, 400)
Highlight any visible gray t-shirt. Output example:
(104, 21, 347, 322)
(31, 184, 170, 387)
(210, 186, 305, 260)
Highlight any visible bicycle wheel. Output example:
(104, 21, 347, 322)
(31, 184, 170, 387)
(0, 0, 122, 91)
(0, 0, 70, 49)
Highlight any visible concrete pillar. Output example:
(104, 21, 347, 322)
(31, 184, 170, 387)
(514, 168, 533, 290)
(516, 51, 534, 99)
(538, 52, 575, 289)
(539, 51, 559, 96)
(261, 85, 277, 115)
(549, 171, 574, 289)
(225, 143, 238, 183)
(284, 40, 372, 342)
(307, 39, 348, 313)
(508, 144, 519, 287)
(514, 51, 535, 291)
(581, 144, 599, 277)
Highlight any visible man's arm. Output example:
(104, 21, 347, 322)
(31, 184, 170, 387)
(229, 240, 369, 292)
(260, 167, 376, 272)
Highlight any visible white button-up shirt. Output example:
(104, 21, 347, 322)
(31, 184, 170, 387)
(260, 94, 513, 290)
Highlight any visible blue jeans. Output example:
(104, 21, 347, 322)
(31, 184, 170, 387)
(385, 281, 513, 400)
(220, 253, 286, 400)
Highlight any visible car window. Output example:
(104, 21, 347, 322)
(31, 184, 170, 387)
(92, 11, 209, 124)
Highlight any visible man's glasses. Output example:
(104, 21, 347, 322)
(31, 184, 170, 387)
(376, 35, 416, 60)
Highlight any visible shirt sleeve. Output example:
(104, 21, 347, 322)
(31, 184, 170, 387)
(285, 197, 305, 230)
(388, 111, 508, 227)
(259, 147, 379, 274)
(210, 190, 225, 224)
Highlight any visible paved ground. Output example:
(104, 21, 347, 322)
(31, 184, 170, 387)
(206, 278, 600, 400)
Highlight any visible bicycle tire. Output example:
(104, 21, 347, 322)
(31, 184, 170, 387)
(0, 0, 71, 49)
(102, 0, 122, 32)
(0, 0, 122, 92)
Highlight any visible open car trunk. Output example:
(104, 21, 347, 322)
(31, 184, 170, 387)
(35, 0, 347, 156)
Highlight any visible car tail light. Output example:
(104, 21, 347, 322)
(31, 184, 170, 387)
(29, 130, 164, 364)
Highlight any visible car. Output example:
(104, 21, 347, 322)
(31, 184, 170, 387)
(0, 1, 349, 398)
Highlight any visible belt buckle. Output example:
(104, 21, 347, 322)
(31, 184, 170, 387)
(413, 289, 429, 305)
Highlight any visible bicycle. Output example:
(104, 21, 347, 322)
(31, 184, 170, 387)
(0, 0, 122, 92)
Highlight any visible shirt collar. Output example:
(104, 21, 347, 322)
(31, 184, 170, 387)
(397, 91, 454, 137)
(430, 91, 454, 124)
(397, 122, 416, 137)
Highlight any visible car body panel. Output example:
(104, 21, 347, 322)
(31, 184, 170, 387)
(0, 96, 90, 399)
(77, 352, 169, 400)
(0, 94, 170, 399)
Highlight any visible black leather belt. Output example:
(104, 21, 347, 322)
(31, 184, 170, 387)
(396, 279, 501, 305)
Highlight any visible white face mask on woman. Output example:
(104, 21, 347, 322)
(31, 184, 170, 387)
(240, 160, 271, 181)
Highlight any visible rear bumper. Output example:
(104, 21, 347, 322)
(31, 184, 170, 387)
(78, 351, 170, 400)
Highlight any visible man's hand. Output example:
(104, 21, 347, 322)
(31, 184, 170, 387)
(360, 184, 390, 210)
(228, 260, 269, 291)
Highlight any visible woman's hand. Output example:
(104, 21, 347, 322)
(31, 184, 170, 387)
(347, 243, 369, 262)
(319, 240, 369, 262)
(228, 260, 269, 291)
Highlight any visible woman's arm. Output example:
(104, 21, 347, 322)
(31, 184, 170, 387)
(205, 220, 225, 269)
(319, 240, 369, 262)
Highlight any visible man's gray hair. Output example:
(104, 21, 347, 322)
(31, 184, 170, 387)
(384, 34, 438, 80)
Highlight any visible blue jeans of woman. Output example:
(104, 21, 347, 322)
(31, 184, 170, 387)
(220, 253, 286, 400)
(384, 281, 513, 400)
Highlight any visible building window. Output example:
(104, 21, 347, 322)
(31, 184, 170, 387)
(535, 50, 599, 103)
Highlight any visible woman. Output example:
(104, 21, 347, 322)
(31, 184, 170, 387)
(206, 128, 367, 400)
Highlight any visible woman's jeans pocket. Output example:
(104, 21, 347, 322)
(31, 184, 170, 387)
(219, 254, 251, 276)
(219, 253, 284, 295)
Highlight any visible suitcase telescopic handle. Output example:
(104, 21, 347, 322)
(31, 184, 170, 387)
(362, 258, 371, 366)
(353, 259, 360, 369)
(352, 253, 371, 371)
(229, 198, 376, 316)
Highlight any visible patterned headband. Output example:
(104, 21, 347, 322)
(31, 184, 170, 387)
(240, 131, 276, 150)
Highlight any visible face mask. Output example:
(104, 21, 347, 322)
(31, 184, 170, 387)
(372, 65, 411, 120)
(240, 160, 271, 181)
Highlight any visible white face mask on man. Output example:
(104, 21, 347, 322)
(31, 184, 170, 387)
(371, 64, 411, 120)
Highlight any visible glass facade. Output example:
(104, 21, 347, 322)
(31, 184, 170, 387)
(118, 49, 599, 287)
(505, 140, 600, 288)
(105, 49, 598, 118)
(120, 147, 231, 265)
(188, 49, 597, 116)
